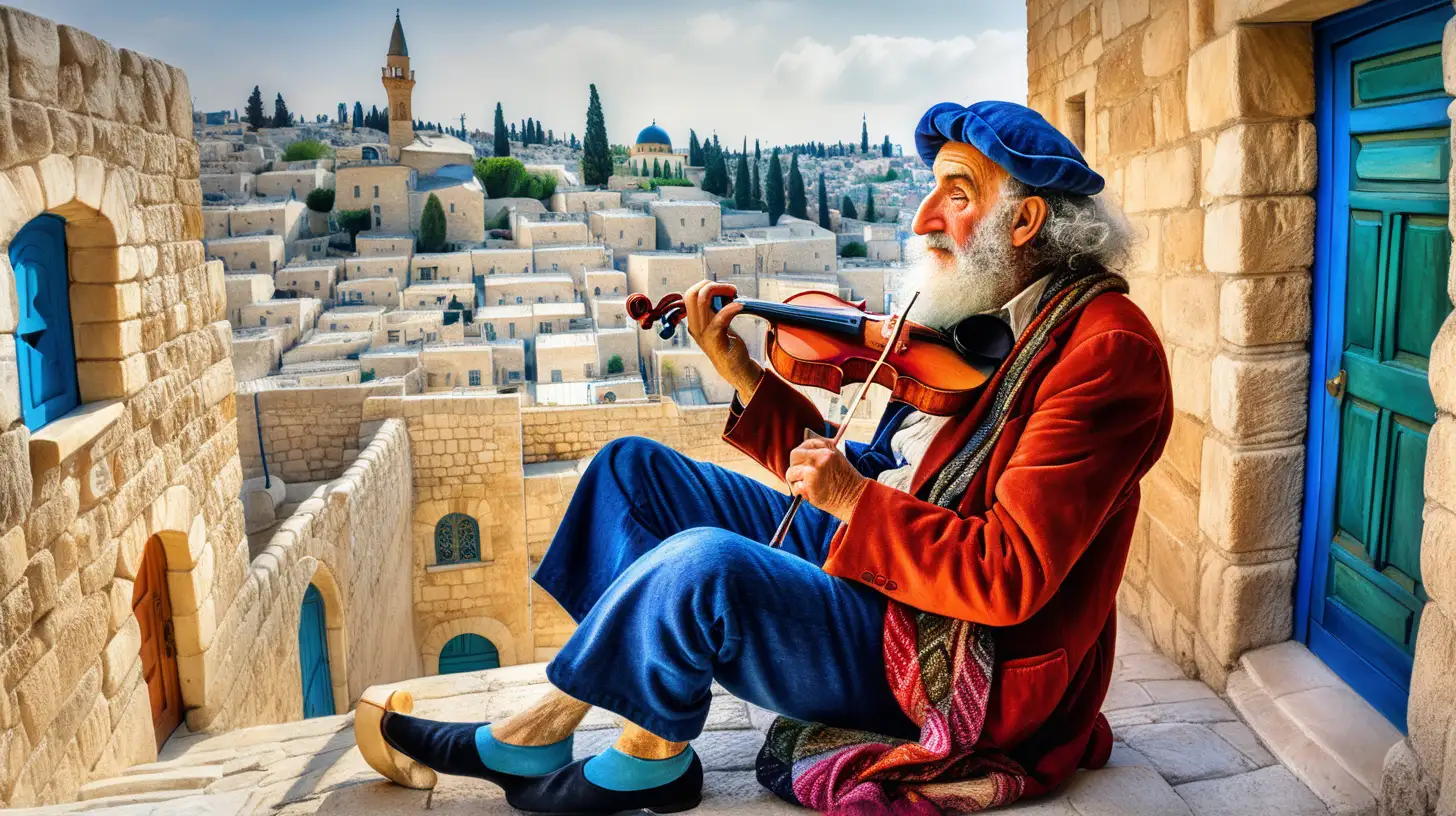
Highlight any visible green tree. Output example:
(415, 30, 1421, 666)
(336, 209, 371, 248)
(305, 188, 335, 213)
(652, 157, 662, 178)
(752, 162, 763, 210)
(688, 130, 702, 166)
(419, 193, 447, 252)
(493, 103, 509, 157)
(606, 354, 624, 375)
(272, 93, 291, 128)
(280, 139, 332, 161)
(786, 152, 807, 220)
(352, 101, 363, 129)
(861, 115, 870, 153)
(582, 84, 612, 186)
(509, 122, 518, 140)
(473, 157, 527, 198)
(882, 134, 892, 158)
(525, 117, 535, 146)
(817, 171, 831, 229)
(245, 86, 266, 130)
(734, 141, 753, 210)
(841, 241, 867, 258)
(754, 139, 761, 163)
(864, 184, 877, 222)
(885, 167, 898, 181)
(765, 149, 785, 226)
(841, 194, 858, 220)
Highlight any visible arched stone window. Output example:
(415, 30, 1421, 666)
(434, 512, 480, 564)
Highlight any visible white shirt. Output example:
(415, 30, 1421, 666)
(873, 274, 1052, 493)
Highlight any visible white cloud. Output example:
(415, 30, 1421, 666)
(688, 12, 738, 44)
(773, 30, 1026, 105)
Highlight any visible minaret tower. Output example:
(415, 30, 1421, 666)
(382, 9, 415, 159)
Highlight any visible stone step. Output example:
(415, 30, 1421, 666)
(77, 767, 225, 801)
(1226, 661, 1378, 816)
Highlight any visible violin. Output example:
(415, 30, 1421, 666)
(624, 289, 1014, 417)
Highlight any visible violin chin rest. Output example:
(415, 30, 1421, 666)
(950, 314, 1015, 368)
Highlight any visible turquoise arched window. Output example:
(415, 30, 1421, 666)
(434, 513, 480, 564)
(12, 214, 79, 430)
(439, 633, 499, 674)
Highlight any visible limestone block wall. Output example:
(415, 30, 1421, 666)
(520, 400, 756, 465)
(198, 419, 421, 731)
(0, 9, 248, 805)
(1027, 0, 1320, 690)
(524, 468, 581, 663)
(237, 384, 396, 482)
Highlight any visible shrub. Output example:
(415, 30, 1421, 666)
(280, 139, 332, 162)
(336, 209, 371, 247)
(475, 157, 527, 198)
(643, 177, 694, 190)
(606, 354, 624, 375)
(305, 187, 335, 213)
(419, 193, 447, 252)
(841, 241, 867, 258)
(485, 208, 511, 231)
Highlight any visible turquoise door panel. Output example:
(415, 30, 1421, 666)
(10, 214, 79, 429)
(1303, 0, 1454, 730)
(438, 633, 500, 675)
(298, 585, 335, 718)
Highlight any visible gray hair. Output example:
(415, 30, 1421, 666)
(1003, 179, 1136, 275)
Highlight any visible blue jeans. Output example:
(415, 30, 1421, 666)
(534, 437, 917, 743)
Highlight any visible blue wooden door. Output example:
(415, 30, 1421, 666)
(1300, 0, 1454, 729)
(10, 214, 79, 429)
(298, 585, 335, 718)
(438, 633, 499, 674)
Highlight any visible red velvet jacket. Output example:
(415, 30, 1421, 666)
(722, 291, 1172, 793)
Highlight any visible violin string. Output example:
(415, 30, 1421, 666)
(768, 290, 921, 548)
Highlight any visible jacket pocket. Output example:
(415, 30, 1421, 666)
(984, 647, 1069, 749)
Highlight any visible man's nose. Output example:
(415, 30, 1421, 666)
(912, 198, 943, 236)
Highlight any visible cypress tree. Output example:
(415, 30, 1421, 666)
(688, 130, 701, 166)
(525, 118, 535, 145)
(245, 86, 266, 130)
(882, 134, 892, 158)
(419, 193, 447, 252)
(493, 103, 509, 157)
(841, 194, 858, 220)
(864, 184, 877, 222)
(754, 139, 761, 163)
(751, 160, 763, 209)
(582, 84, 612, 186)
(734, 140, 753, 209)
(817, 171, 831, 230)
(787, 153, 807, 220)
(652, 157, 661, 178)
(352, 101, 363, 129)
(861, 115, 869, 153)
(273, 93, 291, 128)
(509, 122, 518, 140)
(766, 149, 786, 226)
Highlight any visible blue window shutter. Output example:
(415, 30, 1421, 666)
(11, 215, 79, 430)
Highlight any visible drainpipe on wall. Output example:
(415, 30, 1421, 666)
(253, 391, 271, 489)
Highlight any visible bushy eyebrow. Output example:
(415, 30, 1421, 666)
(937, 171, 977, 194)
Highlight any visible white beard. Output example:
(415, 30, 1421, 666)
(899, 197, 1029, 332)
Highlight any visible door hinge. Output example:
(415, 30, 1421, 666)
(162, 620, 177, 658)
(1325, 369, 1347, 400)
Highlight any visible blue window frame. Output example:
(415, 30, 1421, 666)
(434, 512, 481, 564)
(12, 214, 79, 430)
(438, 633, 499, 674)
(468, 370, 481, 386)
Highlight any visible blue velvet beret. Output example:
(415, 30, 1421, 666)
(915, 101, 1104, 196)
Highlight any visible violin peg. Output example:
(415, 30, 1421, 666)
(658, 323, 675, 340)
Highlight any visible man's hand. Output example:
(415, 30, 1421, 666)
(785, 437, 868, 523)
(682, 280, 763, 399)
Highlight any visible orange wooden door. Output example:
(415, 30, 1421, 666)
(133, 536, 183, 748)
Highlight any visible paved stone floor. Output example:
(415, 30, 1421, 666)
(15, 616, 1332, 815)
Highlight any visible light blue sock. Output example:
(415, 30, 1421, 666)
(474, 727, 574, 777)
(583, 747, 694, 792)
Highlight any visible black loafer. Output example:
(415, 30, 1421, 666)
(506, 751, 704, 815)
(380, 711, 533, 793)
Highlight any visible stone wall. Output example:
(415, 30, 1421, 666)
(1027, 0, 1316, 689)
(236, 383, 402, 482)
(523, 467, 581, 663)
(520, 400, 752, 465)
(190, 419, 422, 732)
(0, 8, 244, 805)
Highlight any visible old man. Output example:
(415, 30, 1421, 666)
(354, 100, 1172, 815)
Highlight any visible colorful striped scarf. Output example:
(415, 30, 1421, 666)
(755, 270, 1129, 815)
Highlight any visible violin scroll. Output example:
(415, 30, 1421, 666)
(624, 292, 740, 340)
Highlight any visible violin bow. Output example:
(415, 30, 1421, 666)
(768, 290, 921, 548)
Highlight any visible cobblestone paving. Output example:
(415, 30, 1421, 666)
(15, 616, 1329, 815)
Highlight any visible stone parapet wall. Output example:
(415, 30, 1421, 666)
(0, 8, 245, 806)
(236, 381, 404, 482)
(520, 400, 749, 465)
(191, 419, 421, 733)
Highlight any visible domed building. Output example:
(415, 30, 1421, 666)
(628, 121, 686, 178)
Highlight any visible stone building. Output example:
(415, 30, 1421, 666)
(627, 123, 686, 177)
(335, 164, 414, 233)
(1025, 0, 1455, 812)
(650, 200, 721, 249)
(590, 209, 657, 260)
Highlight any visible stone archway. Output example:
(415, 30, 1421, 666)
(305, 562, 350, 714)
(414, 497, 494, 566)
(421, 616, 518, 674)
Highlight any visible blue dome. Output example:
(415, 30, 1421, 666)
(636, 123, 671, 147)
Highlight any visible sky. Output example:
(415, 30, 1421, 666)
(20, 0, 1028, 152)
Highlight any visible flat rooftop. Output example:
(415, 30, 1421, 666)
(535, 332, 597, 349)
(484, 274, 574, 286)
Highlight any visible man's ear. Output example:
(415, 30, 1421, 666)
(1010, 195, 1048, 248)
